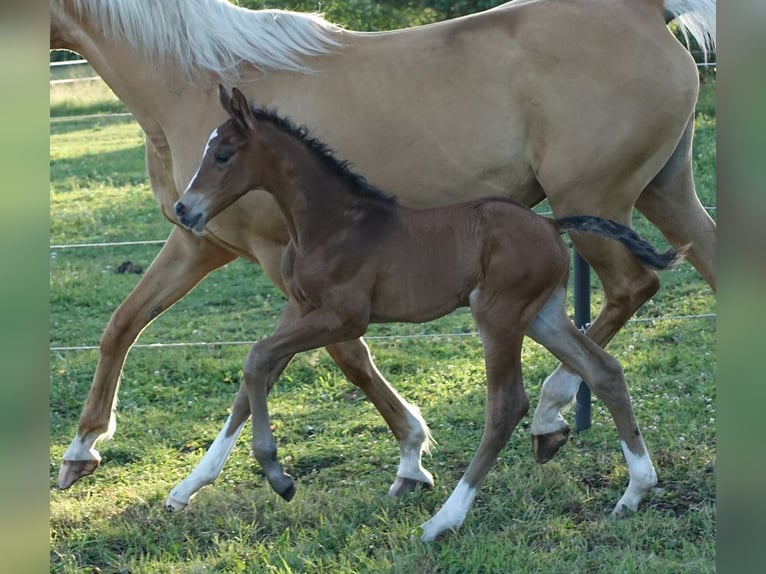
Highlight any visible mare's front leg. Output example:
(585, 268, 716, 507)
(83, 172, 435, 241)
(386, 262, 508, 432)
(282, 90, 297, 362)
(244, 301, 368, 499)
(58, 227, 236, 488)
(325, 339, 434, 495)
(527, 287, 657, 514)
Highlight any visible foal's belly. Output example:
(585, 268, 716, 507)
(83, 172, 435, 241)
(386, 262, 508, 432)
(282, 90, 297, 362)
(368, 292, 467, 325)
(367, 259, 475, 324)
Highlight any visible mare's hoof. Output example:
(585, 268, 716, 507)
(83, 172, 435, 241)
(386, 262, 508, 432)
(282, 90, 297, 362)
(57, 459, 100, 489)
(532, 427, 570, 464)
(388, 475, 434, 497)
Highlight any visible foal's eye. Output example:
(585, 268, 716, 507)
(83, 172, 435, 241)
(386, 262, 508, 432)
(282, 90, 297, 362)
(214, 151, 234, 165)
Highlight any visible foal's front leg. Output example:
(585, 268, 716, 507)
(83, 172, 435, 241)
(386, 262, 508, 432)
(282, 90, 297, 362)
(166, 382, 251, 511)
(244, 301, 368, 499)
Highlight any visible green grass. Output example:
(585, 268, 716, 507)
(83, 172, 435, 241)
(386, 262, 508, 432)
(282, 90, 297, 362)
(50, 68, 716, 572)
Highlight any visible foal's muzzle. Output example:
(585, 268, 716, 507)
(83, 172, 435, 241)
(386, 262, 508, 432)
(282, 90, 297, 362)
(174, 200, 203, 231)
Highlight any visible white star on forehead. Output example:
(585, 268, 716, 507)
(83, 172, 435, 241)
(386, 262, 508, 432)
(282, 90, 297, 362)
(183, 128, 221, 193)
(204, 128, 220, 155)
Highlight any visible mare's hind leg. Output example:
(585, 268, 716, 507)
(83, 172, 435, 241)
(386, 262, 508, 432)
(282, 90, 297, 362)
(530, 365, 579, 463)
(531, 118, 716, 463)
(637, 116, 716, 290)
(326, 339, 434, 495)
(527, 287, 657, 514)
(420, 292, 530, 541)
(58, 228, 236, 489)
(531, 128, 716, 464)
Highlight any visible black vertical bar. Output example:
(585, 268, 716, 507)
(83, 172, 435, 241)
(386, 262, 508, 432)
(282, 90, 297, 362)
(574, 251, 592, 432)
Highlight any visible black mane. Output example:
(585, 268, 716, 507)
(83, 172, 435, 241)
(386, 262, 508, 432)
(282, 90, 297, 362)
(249, 105, 398, 206)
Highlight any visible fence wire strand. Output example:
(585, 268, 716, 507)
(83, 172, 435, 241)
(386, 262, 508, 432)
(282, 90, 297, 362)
(50, 313, 715, 353)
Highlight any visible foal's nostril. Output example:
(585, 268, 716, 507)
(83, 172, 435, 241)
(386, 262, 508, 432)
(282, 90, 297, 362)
(174, 201, 186, 218)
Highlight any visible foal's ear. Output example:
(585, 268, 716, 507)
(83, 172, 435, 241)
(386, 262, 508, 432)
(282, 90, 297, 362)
(229, 87, 256, 131)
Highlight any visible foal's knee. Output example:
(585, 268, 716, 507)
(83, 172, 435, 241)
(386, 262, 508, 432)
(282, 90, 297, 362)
(243, 342, 277, 384)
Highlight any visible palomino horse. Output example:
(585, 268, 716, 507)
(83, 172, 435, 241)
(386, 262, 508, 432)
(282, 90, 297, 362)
(173, 86, 682, 540)
(52, 0, 716, 511)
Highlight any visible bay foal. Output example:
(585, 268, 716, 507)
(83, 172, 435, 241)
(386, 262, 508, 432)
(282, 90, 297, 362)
(174, 87, 681, 541)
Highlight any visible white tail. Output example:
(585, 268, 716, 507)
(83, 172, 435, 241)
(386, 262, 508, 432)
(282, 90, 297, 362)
(664, 0, 717, 58)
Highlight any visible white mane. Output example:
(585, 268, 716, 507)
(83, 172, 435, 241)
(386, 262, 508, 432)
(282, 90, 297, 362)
(73, 0, 344, 76)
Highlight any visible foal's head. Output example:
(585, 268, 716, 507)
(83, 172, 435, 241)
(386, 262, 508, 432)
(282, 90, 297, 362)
(175, 86, 267, 234)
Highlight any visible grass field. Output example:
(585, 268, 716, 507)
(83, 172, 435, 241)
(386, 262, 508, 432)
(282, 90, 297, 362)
(50, 70, 716, 572)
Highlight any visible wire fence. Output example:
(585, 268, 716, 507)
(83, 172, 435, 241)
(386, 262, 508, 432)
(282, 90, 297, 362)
(49, 310, 716, 353)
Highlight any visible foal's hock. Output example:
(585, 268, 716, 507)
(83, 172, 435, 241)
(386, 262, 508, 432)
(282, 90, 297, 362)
(173, 86, 681, 541)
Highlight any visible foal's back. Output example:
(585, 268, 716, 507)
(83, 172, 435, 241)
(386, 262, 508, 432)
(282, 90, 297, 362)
(365, 198, 570, 324)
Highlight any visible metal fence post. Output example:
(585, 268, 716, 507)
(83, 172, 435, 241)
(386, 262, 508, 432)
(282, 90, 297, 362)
(573, 251, 592, 432)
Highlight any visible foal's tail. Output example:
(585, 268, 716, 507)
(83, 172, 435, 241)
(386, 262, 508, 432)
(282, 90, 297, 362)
(554, 216, 686, 270)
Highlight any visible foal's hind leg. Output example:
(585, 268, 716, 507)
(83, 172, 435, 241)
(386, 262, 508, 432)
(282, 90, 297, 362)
(326, 339, 434, 495)
(420, 293, 529, 541)
(527, 287, 657, 515)
(530, 213, 660, 463)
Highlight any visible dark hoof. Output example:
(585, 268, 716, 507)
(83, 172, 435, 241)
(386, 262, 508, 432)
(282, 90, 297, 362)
(532, 427, 570, 464)
(388, 476, 434, 497)
(276, 478, 296, 502)
(57, 459, 100, 489)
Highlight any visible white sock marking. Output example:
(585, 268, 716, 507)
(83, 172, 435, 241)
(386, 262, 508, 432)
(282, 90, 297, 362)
(531, 365, 581, 435)
(166, 412, 246, 510)
(419, 479, 477, 541)
(615, 440, 657, 514)
(391, 409, 434, 488)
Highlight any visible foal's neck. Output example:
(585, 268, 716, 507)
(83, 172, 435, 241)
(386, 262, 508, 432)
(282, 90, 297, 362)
(256, 123, 392, 244)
